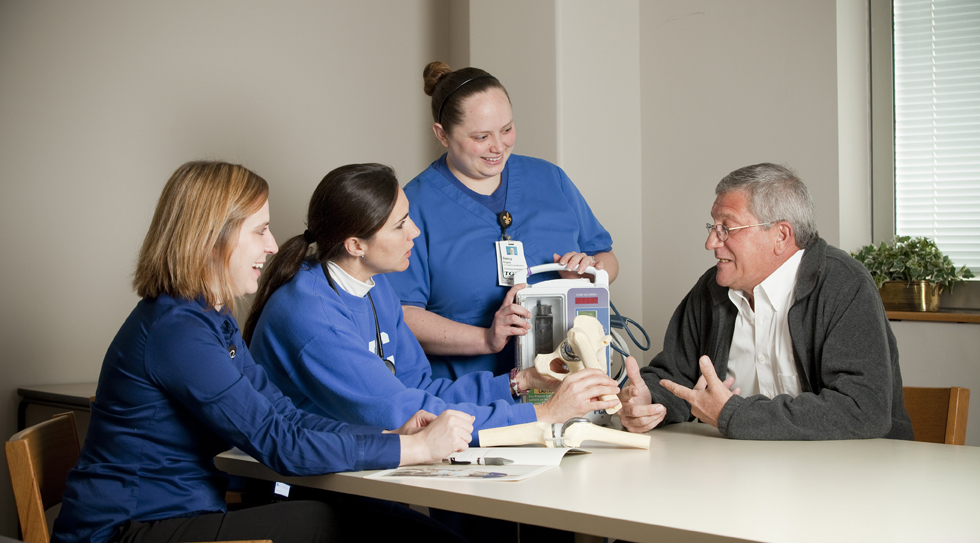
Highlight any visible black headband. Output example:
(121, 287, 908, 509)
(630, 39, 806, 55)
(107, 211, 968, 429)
(437, 74, 496, 125)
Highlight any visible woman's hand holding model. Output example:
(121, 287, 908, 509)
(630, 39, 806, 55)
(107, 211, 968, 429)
(532, 369, 621, 424)
(513, 364, 622, 424)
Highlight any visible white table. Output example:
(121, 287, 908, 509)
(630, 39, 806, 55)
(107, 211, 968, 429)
(215, 423, 980, 543)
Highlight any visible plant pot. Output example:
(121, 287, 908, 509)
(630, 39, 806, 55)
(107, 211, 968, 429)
(878, 280, 943, 312)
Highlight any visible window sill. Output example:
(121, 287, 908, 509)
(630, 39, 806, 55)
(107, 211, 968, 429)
(886, 310, 980, 324)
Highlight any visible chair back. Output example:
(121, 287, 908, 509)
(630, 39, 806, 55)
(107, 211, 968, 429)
(903, 386, 970, 445)
(5, 411, 79, 543)
(7, 410, 273, 543)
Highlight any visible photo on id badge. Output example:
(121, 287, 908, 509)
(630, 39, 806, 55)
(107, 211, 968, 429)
(496, 240, 527, 286)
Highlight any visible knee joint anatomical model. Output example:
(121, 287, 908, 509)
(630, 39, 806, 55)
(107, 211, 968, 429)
(533, 315, 622, 414)
(479, 418, 650, 449)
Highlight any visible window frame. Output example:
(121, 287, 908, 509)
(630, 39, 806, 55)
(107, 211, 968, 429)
(869, 0, 980, 311)
(870, 0, 895, 246)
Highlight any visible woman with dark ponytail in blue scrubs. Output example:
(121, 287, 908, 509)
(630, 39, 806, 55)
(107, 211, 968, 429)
(245, 163, 619, 436)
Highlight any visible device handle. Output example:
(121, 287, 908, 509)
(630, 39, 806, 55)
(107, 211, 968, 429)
(527, 263, 609, 289)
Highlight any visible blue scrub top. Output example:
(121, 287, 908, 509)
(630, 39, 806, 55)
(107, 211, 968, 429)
(387, 154, 612, 378)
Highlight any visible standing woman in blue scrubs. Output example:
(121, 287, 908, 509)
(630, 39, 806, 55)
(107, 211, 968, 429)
(51, 161, 473, 543)
(387, 61, 619, 381)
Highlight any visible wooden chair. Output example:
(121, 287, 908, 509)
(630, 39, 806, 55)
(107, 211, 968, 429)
(6, 411, 270, 543)
(6, 412, 79, 543)
(903, 386, 970, 445)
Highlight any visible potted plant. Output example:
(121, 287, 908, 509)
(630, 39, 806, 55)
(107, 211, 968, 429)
(851, 236, 975, 311)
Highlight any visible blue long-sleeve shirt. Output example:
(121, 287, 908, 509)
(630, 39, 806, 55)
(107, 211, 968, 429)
(52, 294, 399, 543)
(249, 262, 536, 439)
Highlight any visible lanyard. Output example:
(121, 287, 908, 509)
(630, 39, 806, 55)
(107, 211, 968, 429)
(321, 261, 395, 375)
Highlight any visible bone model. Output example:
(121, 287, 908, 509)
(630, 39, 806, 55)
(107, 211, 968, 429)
(533, 315, 622, 414)
(479, 419, 650, 449)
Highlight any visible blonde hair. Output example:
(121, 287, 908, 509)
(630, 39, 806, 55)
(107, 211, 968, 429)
(134, 161, 269, 313)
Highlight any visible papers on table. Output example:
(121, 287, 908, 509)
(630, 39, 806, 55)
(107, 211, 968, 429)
(367, 447, 590, 482)
(447, 447, 589, 466)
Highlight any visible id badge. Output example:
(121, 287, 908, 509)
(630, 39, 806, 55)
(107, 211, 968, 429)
(495, 240, 527, 287)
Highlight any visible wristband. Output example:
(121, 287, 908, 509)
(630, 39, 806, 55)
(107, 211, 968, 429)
(509, 368, 528, 398)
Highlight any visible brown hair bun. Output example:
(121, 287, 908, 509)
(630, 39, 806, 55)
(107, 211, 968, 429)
(423, 61, 453, 96)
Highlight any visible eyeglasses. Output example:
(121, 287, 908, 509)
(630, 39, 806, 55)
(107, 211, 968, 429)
(705, 222, 774, 242)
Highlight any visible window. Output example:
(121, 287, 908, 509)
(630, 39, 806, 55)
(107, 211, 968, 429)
(880, 0, 980, 275)
(894, 0, 980, 274)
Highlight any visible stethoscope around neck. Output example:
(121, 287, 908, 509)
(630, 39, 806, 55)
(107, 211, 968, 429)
(319, 261, 395, 375)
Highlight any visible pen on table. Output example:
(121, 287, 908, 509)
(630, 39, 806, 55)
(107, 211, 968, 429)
(444, 457, 514, 465)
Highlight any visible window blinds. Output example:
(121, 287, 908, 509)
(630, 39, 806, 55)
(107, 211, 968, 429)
(894, 0, 980, 273)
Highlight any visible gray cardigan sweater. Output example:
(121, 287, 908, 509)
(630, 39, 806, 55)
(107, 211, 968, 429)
(640, 238, 913, 440)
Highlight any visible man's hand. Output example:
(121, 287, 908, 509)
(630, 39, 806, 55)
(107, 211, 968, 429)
(660, 355, 740, 428)
(617, 356, 667, 433)
(484, 283, 531, 354)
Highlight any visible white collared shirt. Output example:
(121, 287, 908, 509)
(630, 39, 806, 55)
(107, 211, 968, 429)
(326, 260, 375, 297)
(726, 249, 804, 399)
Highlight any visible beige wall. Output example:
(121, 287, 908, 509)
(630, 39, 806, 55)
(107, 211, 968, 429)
(556, 1, 644, 326)
(467, 0, 645, 325)
(469, 0, 559, 164)
(638, 0, 842, 343)
(2, 0, 977, 536)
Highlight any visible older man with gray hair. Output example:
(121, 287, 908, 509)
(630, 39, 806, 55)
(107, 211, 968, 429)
(618, 163, 913, 440)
